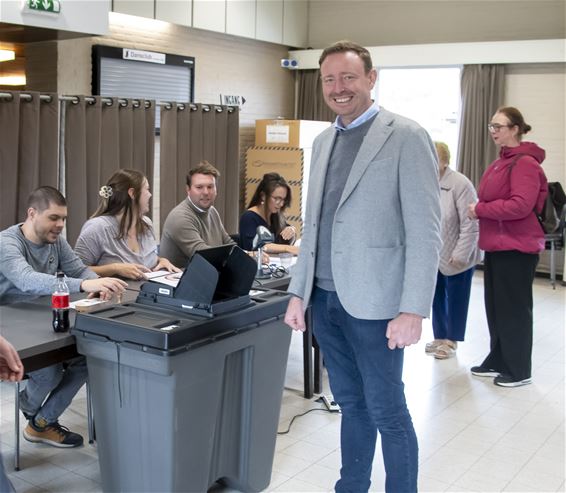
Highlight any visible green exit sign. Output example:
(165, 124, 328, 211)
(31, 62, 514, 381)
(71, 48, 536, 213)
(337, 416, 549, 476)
(25, 0, 61, 14)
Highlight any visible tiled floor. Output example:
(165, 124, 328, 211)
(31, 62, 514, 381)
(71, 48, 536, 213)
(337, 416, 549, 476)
(1, 273, 564, 492)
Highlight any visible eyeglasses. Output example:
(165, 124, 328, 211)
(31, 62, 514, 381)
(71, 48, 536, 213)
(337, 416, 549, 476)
(270, 196, 286, 205)
(487, 123, 513, 132)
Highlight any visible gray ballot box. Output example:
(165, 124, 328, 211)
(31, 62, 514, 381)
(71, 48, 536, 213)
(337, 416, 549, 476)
(73, 247, 292, 493)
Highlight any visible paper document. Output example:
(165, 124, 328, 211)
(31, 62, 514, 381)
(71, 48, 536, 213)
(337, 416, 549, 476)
(148, 272, 183, 288)
(143, 270, 171, 280)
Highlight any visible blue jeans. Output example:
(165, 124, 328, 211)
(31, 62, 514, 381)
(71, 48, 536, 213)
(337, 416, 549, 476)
(19, 356, 88, 424)
(432, 267, 475, 342)
(311, 287, 418, 493)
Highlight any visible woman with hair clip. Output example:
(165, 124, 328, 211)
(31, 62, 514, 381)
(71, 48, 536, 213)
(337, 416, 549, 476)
(239, 172, 299, 255)
(468, 106, 548, 387)
(75, 169, 180, 280)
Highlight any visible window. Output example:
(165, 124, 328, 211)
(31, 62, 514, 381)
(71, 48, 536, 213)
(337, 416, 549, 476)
(375, 67, 462, 167)
(92, 45, 195, 129)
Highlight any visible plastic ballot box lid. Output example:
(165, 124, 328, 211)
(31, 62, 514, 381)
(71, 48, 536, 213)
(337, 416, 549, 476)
(72, 289, 289, 353)
(136, 245, 257, 317)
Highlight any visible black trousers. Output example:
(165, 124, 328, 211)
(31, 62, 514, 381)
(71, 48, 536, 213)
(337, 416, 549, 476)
(482, 250, 538, 380)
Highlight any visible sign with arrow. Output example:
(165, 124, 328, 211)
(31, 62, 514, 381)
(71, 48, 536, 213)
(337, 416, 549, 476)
(220, 95, 246, 107)
(23, 0, 61, 14)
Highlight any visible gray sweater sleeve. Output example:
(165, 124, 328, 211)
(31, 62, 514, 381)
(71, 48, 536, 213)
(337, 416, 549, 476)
(74, 219, 101, 266)
(0, 230, 97, 296)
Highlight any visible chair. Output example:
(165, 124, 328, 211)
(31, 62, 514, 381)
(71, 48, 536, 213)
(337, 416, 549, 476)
(14, 379, 94, 470)
(544, 204, 566, 289)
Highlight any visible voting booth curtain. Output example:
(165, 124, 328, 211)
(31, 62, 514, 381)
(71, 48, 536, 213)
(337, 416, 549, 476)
(0, 91, 59, 230)
(159, 103, 240, 235)
(456, 64, 505, 187)
(296, 70, 335, 122)
(63, 97, 155, 245)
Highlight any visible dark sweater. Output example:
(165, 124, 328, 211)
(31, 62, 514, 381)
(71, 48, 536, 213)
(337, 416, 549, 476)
(315, 116, 376, 291)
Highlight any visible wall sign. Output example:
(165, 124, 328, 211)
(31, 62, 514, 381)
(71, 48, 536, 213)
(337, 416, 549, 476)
(123, 49, 166, 65)
(23, 0, 61, 14)
(220, 95, 246, 107)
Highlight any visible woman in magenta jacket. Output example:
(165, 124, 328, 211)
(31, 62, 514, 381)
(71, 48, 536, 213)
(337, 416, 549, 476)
(468, 106, 548, 388)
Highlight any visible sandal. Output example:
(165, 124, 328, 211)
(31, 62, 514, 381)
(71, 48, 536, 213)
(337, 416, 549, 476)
(434, 341, 457, 360)
(425, 339, 443, 353)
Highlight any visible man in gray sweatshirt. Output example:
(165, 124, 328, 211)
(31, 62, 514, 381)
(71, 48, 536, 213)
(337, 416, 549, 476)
(0, 186, 126, 448)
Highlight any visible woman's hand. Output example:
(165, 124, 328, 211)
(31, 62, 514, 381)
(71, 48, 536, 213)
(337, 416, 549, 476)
(467, 203, 478, 219)
(247, 250, 270, 264)
(115, 263, 151, 280)
(448, 257, 466, 270)
(286, 245, 300, 256)
(280, 226, 296, 242)
(153, 257, 181, 273)
(81, 277, 128, 300)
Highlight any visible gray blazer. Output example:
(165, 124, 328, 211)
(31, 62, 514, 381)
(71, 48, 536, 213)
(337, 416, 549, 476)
(288, 108, 442, 320)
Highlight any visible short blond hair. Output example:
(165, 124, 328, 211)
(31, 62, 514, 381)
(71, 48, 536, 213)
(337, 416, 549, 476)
(434, 141, 450, 165)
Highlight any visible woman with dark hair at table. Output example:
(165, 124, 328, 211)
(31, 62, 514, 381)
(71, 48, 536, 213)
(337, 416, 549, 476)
(75, 169, 180, 280)
(239, 172, 299, 255)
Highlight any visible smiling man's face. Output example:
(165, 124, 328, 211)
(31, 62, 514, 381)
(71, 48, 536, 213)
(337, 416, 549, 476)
(28, 204, 67, 245)
(320, 51, 376, 127)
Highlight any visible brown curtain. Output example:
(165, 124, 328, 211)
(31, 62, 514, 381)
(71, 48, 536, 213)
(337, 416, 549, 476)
(297, 69, 335, 122)
(0, 91, 58, 230)
(159, 104, 240, 234)
(456, 64, 505, 187)
(63, 97, 155, 245)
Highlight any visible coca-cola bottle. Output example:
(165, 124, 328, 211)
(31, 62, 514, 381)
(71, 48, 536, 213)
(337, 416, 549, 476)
(52, 272, 70, 332)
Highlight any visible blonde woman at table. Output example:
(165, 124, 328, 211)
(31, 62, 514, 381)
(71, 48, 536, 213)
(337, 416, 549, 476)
(75, 169, 180, 280)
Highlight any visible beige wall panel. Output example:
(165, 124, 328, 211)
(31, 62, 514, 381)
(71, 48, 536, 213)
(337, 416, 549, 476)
(505, 63, 566, 185)
(193, 0, 226, 33)
(307, 0, 566, 48)
(156, 0, 192, 26)
(256, 0, 283, 44)
(226, 0, 256, 39)
(283, 0, 308, 48)
(113, 0, 154, 19)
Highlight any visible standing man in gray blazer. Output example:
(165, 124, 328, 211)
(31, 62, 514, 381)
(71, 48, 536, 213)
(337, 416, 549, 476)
(285, 41, 441, 493)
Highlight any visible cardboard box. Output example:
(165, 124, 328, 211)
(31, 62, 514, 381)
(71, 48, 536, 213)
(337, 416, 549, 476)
(255, 119, 331, 148)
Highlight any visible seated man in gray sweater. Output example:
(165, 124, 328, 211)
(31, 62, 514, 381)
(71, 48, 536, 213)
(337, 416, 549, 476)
(0, 186, 127, 448)
(160, 161, 236, 267)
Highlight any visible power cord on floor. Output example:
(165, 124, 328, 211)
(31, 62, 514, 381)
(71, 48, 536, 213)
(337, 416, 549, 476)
(277, 397, 341, 435)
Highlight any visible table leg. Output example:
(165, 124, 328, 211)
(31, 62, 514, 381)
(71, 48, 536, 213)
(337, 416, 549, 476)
(313, 336, 323, 395)
(302, 308, 314, 399)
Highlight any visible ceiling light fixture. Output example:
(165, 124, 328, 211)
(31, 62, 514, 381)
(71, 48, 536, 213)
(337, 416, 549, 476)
(0, 50, 16, 62)
(0, 75, 26, 86)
